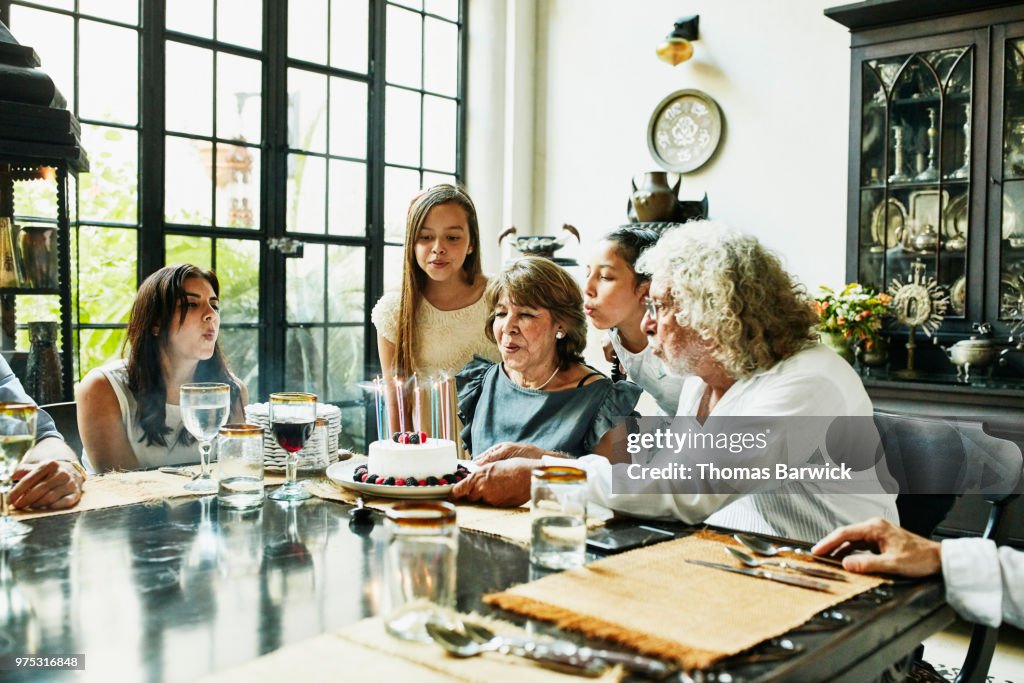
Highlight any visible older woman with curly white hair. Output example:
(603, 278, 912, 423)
(453, 222, 897, 543)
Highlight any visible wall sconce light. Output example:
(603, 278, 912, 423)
(656, 15, 699, 66)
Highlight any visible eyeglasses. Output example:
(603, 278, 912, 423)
(644, 296, 669, 319)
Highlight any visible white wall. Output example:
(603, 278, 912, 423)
(468, 0, 855, 291)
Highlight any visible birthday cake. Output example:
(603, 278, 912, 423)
(355, 432, 467, 486)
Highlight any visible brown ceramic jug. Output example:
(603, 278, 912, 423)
(630, 172, 680, 223)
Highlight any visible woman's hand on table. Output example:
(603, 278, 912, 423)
(451, 458, 533, 507)
(473, 442, 548, 465)
(9, 459, 84, 510)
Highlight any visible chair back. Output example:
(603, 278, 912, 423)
(40, 401, 82, 460)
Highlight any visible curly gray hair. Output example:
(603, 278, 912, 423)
(636, 221, 817, 379)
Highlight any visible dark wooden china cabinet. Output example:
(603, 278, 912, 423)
(827, 0, 1024, 415)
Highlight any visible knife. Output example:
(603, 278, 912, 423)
(686, 559, 833, 592)
(478, 633, 672, 677)
(761, 559, 848, 582)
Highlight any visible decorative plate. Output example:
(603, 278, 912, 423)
(870, 197, 907, 249)
(647, 89, 723, 173)
(325, 459, 475, 500)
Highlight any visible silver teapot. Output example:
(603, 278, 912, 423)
(941, 322, 997, 382)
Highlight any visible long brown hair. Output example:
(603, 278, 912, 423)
(123, 263, 241, 446)
(393, 184, 482, 376)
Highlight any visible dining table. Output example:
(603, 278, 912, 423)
(0, 492, 956, 683)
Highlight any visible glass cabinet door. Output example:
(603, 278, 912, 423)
(1000, 38, 1024, 326)
(858, 47, 973, 318)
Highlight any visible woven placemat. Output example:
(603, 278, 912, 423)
(484, 529, 887, 670)
(198, 614, 623, 683)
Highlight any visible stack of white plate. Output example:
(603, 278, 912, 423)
(244, 402, 343, 473)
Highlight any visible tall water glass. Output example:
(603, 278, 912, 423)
(181, 383, 231, 493)
(216, 424, 264, 509)
(384, 501, 458, 641)
(268, 392, 316, 502)
(0, 403, 37, 540)
(530, 466, 587, 570)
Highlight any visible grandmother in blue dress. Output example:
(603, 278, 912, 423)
(456, 256, 640, 462)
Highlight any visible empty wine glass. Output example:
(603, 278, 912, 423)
(0, 402, 37, 541)
(268, 392, 316, 502)
(181, 383, 231, 493)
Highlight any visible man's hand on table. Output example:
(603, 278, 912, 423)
(10, 437, 85, 510)
(450, 457, 533, 506)
(472, 441, 548, 465)
(812, 517, 941, 577)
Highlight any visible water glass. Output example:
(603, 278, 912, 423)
(530, 466, 587, 570)
(216, 424, 264, 509)
(180, 382, 231, 493)
(383, 501, 458, 641)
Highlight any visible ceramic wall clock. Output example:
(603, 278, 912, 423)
(647, 89, 723, 173)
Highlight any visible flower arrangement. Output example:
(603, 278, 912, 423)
(814, 283, 892, 349)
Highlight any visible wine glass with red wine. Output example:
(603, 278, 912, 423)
(268, 392, 316, 502)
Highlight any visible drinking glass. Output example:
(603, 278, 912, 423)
(268, 392, 316, 501)
(216, 423, 264, 509)
(0, 402, 37, 541)
(180, 383, 231, 493)
(530, 466, 587, 570)
(383, 501, 458, 641)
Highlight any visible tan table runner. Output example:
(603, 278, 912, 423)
(485, 529, 887, 670)
(308, 476, 609, 546)
(13, 469, 286, 521)
(199, 614, 622, 683)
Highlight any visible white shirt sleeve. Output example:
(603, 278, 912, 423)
(941, 537, 1024, 629)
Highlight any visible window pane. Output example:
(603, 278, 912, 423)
(9, 7, 75, 107)
(288, 69, 328, 153)
(287, 154, 326, 233)
(13, 173, 57, 220)
(423, 17, 457, 97)
(79, 21, 138, 124)
(77, 226, 137, 324)
(165, 136, 213, 225)
(422, 171, 455, 188)
(217, 53, 262, 143)
(288, 0, 328, 64)
(79, 125, 138, 224)
(287, 242, 326, 323)
(80, 0, 139, 25)
(166, 42, 213, 136)
(165, 234, 212, 269)
(220, 328, 259, 399)
(424, 0, 458, 21)
(77, 328, 126, 379)
(326, 327, 364, 402)
(338, 403, 366, 454)
(285, 327, 324, 394)
(167, 0, 214, 39)
(217, 0, 262, 50)
(384, 244, 404, 292)
(327, 244, 365, 322)
(330, 0, 368, 73)
(385, 87, 421, 166)
(422, 95, 456, 172)
(386, 5, 422, 88)
(327, 159, 366, 236)
(390, 0, 423, 11)
(384, 166, 419, 242)
(215, 238, 261, 323)
(215, 142, 260, 229)
(329, 78, 367, 159)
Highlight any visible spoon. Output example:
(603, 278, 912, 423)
(462, 621, 673, 677)
(733, 533, 846, 567)
(425, 623, 605, 677)
(725, 546, 848, 582)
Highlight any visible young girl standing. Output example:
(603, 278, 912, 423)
(371, 184, 500, 434)
(583, 226, 684, 415)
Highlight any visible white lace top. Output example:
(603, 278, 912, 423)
(371, 291, 501, 376)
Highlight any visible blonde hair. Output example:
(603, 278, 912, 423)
(394, 184, 482, 376)
(484, 257, 587, 370)
(636, 222, 817, 379)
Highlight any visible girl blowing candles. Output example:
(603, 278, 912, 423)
(371, 184, 499, 435)
(583, 227, 684, 415)
(77, 264, 248, 472)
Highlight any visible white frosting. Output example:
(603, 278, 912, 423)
(367, 438, 458, 480)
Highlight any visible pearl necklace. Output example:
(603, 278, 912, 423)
(532, 365, 560, 391)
